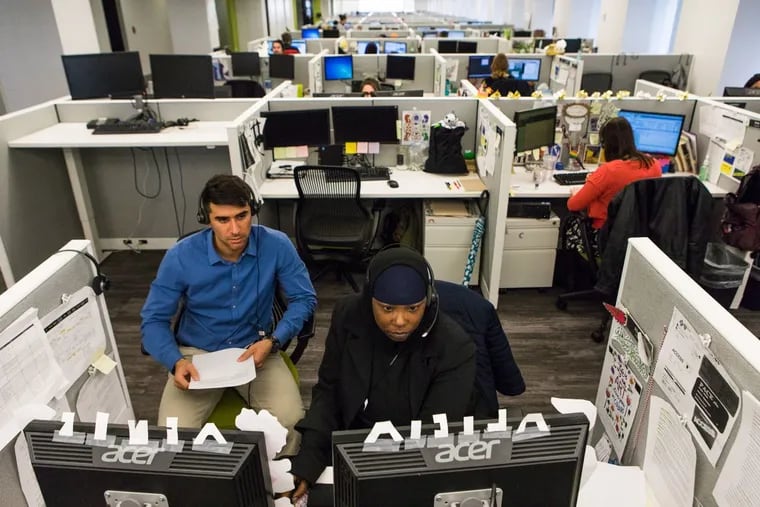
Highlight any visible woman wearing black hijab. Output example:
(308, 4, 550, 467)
(290, 246, 476, 500)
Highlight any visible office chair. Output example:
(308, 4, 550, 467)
(294, 165, 377, 292)
(556, 177, 713, 342)
(224, 79, 267, 98)
(580, 72, 613, 93)
(638, 70, 672, 86)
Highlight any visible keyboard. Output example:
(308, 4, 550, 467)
(355, 166, 391, 181)
(93, 120, 163, 134)
(553, 171, 591, 186)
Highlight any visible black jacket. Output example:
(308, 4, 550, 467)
(484, 76, 533, 96)
(290, 294, 476, 484)
(596, 176, 714, 296)
(435, 281, 525, 417)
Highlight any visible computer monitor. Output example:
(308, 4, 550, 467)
(514, 105, 558, 153)
(723, 86, 760, 97)
(291, 39, 307, 53)
(356, 41, 373, 54)
(150, 54, 214, 99)
(262, 108, 331, 148)
(509, 58, 541, 81)
(332, 413, 588, 507)
(61, 52, 144, 100)
(23, 420, 273, 507)
(230, 52, 261, 77)
(386, 55, 416, 80)
(513, 30, 532, 37)
(332, 105, 398, 143)
(448, 30, 466, 39)
(422, 31, 438, 39)
(535, 38, 554, 49)
(268, 54, 295, 79)
(438, 40, 458, 54)
(456, 41, 478, 54)
(617, 110, 685, 156)
(383, 41, 407, 54)
(301, 27, 320, 39)
(563, 38, 582, 53)
(324, 55, 353, 81)
(323, 28, 340, 38)
(467, 55, 494, 79)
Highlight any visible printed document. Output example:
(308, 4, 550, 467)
(189, 348, 256, 389)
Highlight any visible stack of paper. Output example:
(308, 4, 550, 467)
(189, 348, 256, 390)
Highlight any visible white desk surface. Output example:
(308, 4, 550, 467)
(8, 121, 230, 148)
(509, 166, 728, 198)
(260, 167, 486, 199)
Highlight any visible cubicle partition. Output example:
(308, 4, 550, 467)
(319, 54, 437, 94)
(709, 97, 760, 115)
(580, 53, 693, 93)
(343, 37, 421, 54)
(305, 39, 336, 54)
(421, 37, 501, 54)
(549, 55, 583, 95)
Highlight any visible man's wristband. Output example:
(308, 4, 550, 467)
(265, 335, 280, 353)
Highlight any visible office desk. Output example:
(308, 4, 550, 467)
(9, 121, 232, 257)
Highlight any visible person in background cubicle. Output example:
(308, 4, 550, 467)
(271, 40, 284, 55)
(564, 117, 662, 257)
(480, 53, 533, 97)
(360, 77, 380, 97)
(140, 174, 316, 456)
(364, 42, 379, 54)
(744, 74, 760, 89)
(289, 246, 476, 502)
(281, 32, 300, 54)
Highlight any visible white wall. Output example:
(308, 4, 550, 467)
(166, 0, 214, 54)
(268, 0, 296, 38)
(527, 0, 555, 34)
(554, 0, 598, 38)
(236, 0, 268, 46)
(51, 0, 101, 54)
(620, 0, 653, 53)
(0, 0, 68, 112)
(89, 0, 113, 52)
(118, 0, 173, 74)
(595, 0, 628, 53)
(671, 0, 739, 95)
(719, 0, 760, 92)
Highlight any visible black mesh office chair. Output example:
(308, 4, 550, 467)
(638, 70, 673, 86)
(294, 165, 377, 292)
(580, 72, 613, 93)
(224, 79, 267, 98)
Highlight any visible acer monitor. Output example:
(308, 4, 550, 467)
(23, 420, 273, 507)
(322, 28, 340, 38)
(383, 41, 407, 54)
(150, 54, 214, 99)
(230, 51, 261, 76)
(385, 55, 416, 80)
(324, 55, 354, 81)
(268, 54, 295, 79)
(261, 108, 331, 149)
(617, 110, 685, 156)
(62, 52, 144, 100)
(468, 55, 494, 79)
(514, 105, 558, 153)
(332, 413, 588, 507)
(508, 58, 541, 81)
(331, 105, 398, 143)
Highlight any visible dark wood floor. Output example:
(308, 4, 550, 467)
(103, 250, 760, 423)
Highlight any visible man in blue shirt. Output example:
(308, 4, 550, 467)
(141, 174, 316, 456)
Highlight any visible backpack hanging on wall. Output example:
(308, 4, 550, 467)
(424, 116, 468, 174)
(721, 165, 760, 252)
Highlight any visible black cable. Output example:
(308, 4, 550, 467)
(174, 148, 187, 236)
(131, 148, 161, 199)
(163, 148, 182, 237)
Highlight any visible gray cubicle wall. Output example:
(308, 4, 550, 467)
(263, 55, 313, 90)
(710, 97, 760, 115)
(581, 54, 694, 93)
(349, 29, 413, 38)
(0, 241, 133, 507)
(320, 54, 437, 94)
(345, 37, 420, 54)
(306, 39, 336, 54)
(604, 238, 760, 507)
(0, 101, 83, 284)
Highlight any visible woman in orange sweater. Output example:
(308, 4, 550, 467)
(565, 116, 662, 257)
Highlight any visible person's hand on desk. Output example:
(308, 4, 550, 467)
(237, 337, 274, 369)
(173, 358, 199, 390)
(290, 475, 310, 504)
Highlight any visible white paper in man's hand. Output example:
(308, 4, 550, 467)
(188, 348, 255, 389)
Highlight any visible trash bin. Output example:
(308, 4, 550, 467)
(699, 242, 748, 308)
(741, 259, 760, 310)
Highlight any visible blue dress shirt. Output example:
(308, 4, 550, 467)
(140, 226, 317, 371)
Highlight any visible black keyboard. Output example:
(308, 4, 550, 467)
(553, 171, 591, 185)
(356, 166, 391, 181)
(93, 120, 163, 134)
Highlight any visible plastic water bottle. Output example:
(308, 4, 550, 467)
(264, 79, 272, 93)
(698, 155, 710, 182)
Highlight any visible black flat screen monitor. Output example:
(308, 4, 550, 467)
(269, 54, 295, 79)
(262, 108, 331, 148)
(323, 28, 340, 38)
(150, 54, 214, 99)
(422, 31, 437, 39)
(514, 105, 558, 152)
(723, 86, 760, 97)
(448, 30, 466, 39)
(457, 41, 478, 53)
(509, 58, 541, 81)
(332, 105, 398, 143)
(438, 40, 458, 54)
(301, 27, 320, 39)
(513, 30, 532, 37)
(384, 41, 407, 54)
(386, 55, 416, 80)
(230, 52, 261, 76)
(62, 52, 144, 100)
(324, 55, 353, 81)
(332, 413, 588, 507)
(535, 38, 554, 49)
(23, 420, 272, 507)
(563, 38, 582, 53)
(468, 55, 494, 79)
(617, 109, 685, 156)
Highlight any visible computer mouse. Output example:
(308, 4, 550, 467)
(387, 179, 399, 188)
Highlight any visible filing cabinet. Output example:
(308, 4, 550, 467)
(500, 214, 560, 288)
(423, 201, 481, 284)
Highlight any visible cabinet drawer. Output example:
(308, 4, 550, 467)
(504, 226, 559, 250)
(500, 249, 556, 288)
(425, 246, 480, 284)
(425, 223, 478, 247)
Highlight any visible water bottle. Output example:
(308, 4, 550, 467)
(264, 79, 272, 93)
(698, 155, 710, 182)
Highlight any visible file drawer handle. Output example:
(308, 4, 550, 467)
(518, 232, 525, 239)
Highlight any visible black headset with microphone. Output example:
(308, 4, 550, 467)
(196, 177, 262, 225)
(54, 249, 111, 296)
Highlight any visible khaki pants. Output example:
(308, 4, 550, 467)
(157, 346, 304, 456)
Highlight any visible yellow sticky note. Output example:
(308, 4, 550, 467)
(345, 142, 357, 154)
(720, 161, 733, 175)
(357, 142, 368, 154)
(273, 147, 288, 159)
(295, 145, 308, 158)
(91, 354, 117, 375)
(368, 142, 380, 154)
(285, 146, 298, 158)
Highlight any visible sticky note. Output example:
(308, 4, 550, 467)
(357, 142, 368, 154)
(273, 147, 288, 159)
(285, 146, 297, 158)
(92, 354, 117, 375)
(295, 145, 308, 158)
(368, 142, 380, 154)
(345, 142, 357, 154)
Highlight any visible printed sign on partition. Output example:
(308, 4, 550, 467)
(401, 110, 431, 145)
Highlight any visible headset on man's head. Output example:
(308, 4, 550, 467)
(196, 176, 262, 225)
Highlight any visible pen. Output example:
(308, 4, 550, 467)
(445, 181, 452, 190)
(454, 180, 462, 190)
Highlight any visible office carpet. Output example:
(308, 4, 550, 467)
(102, 250, 760, 423)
